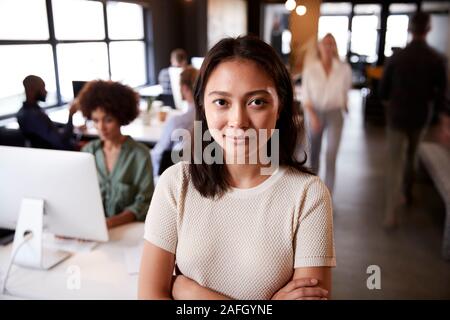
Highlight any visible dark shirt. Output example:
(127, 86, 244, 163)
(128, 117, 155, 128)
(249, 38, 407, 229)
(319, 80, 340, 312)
(379, 39, 448, 130)
(16, 102, 75, 150)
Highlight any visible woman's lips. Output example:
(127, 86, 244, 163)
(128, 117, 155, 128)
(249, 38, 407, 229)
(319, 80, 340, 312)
(224, 135, 248, 145)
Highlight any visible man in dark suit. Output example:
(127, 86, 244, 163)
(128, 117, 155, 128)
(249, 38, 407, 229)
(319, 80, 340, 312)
(17, 75, 78, 150)
(379, 12, 448, 229)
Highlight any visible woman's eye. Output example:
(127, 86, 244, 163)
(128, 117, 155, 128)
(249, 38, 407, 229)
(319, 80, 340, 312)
(249, 98, 267, 107)
(213, 99, 227, 107)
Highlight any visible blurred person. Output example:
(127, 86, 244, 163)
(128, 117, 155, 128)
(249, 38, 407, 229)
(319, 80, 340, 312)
(158, 48, 189, 96)
(379, 11, 448, 229)
(78, 80, 154, 229)
(270, 15, 283, 58)
(17, 75, 78, 150)
(301, 33, 352, 197)
(139, 36, 335, 300)
(151, 66, 198, 179)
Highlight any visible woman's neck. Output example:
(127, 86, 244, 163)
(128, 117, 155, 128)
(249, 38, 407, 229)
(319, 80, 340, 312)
(103, 134, 126, 150)
(226, 163, 276, 189)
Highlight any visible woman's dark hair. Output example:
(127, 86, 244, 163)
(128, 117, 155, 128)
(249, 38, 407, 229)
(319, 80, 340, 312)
(78, 80, 139, 126)
(190, 35, 310, 198)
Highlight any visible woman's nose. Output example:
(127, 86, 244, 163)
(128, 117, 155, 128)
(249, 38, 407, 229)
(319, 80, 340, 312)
(228, 104, 249, 128)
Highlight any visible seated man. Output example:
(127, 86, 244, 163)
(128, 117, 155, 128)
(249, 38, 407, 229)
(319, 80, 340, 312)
(157, 48, 188, 107)
(17, 75, 78, 150)
(151, 66, 198, 178)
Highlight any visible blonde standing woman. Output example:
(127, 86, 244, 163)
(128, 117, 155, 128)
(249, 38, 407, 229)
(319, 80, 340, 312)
(302, 33, 352, 196)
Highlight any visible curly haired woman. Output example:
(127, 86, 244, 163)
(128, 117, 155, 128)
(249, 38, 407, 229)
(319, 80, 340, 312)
(78, 80, 154, 229)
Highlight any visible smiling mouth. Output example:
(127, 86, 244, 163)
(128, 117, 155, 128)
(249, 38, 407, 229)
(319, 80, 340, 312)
(223, 135, 248, 145)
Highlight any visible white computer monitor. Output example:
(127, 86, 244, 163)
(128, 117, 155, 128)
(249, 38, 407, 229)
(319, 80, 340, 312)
(0, 146, 108, 268)
(191, 56, 204, 69)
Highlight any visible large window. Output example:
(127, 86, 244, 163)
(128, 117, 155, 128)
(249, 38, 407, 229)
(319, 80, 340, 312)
(0, 0, 150, 118)
(318, 3, 351, 58)
(384, 4, 417, 57)
(423, 2, 450, 56)
(350, 4, 381, 63)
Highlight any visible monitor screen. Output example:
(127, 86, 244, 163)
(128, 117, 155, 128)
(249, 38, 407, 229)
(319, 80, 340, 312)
(72, 81, 87, 98)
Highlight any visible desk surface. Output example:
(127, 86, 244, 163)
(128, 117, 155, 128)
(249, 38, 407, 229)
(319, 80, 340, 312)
(4, 104, 183, 146)
(0, 222, 144, 300)
(138, 84, 163, 98)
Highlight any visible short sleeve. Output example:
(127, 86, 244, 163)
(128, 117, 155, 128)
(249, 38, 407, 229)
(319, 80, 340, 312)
(143, 163, 181, 254)
(294, 178, 336, 268)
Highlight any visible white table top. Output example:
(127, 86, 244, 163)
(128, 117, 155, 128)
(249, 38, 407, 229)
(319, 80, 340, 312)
(137, 84, 163, 98)
(0, 222, 144, 300)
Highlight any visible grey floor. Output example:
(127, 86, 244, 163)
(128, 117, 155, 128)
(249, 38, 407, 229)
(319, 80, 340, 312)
(323, 90, 450, 299)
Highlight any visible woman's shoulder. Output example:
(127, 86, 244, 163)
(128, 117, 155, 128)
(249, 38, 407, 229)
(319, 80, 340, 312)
(153, 161, 190, 202)
(335, 59, 352, 72)
(157, 161, 190, 185)
(303, 59, 321, 73)
(81, 139, 101, 153)
(125, 137, 150, 157)
(283, 166, 329, 194)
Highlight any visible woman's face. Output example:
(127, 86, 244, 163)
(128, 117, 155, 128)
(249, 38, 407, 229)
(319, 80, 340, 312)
(319, 36, 336, 60)
(203, 58, 280, 160)
(91, 108, 121, 141)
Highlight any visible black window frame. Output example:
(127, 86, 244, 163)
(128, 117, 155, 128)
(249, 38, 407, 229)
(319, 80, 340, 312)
(0, 0, 154, 121)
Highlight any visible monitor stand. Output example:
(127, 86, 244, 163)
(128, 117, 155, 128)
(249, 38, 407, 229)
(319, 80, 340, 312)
(12, 198, 71, 270)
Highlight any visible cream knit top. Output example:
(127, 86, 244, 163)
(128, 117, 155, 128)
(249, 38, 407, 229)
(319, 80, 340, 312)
(144, 162, 336, 300)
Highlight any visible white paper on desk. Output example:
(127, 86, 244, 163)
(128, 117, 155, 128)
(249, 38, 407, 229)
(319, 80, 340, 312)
(124, 242, 144, 275)
(43, 234, 99, 253)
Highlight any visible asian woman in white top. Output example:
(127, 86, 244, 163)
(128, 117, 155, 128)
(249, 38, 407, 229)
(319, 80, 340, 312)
(302, 33, 352, 196)
(138, 35, 336, 300)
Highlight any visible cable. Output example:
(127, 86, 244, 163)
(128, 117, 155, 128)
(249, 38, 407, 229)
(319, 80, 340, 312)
(0, 231, 34, 295)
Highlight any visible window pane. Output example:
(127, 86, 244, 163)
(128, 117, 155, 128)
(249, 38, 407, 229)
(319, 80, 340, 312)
(52, 0, 105, 40)
(422, 2, 450, 12)
(318, 16, 349, 58)
(0, 45, 57, 116)
(350, 15, 379, 63)
(428, 15, 449, 55)
(384, 15, 410, 57)
(107, 2, 144, 40)
(354, 4, 381, 15)
(320, 2, 352, 15)
(57, 43, 109, 100)
(389, 3, 417, 14)
(110, 41, 147, 87)
(0, 0, 49, 40)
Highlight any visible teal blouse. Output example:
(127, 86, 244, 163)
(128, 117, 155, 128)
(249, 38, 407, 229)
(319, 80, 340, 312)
(82, 137, 154, 221)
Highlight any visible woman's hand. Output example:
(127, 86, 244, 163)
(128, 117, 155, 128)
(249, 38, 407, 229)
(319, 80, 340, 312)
(106, 210, 136, 229)
(271, 278, 329, 300)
